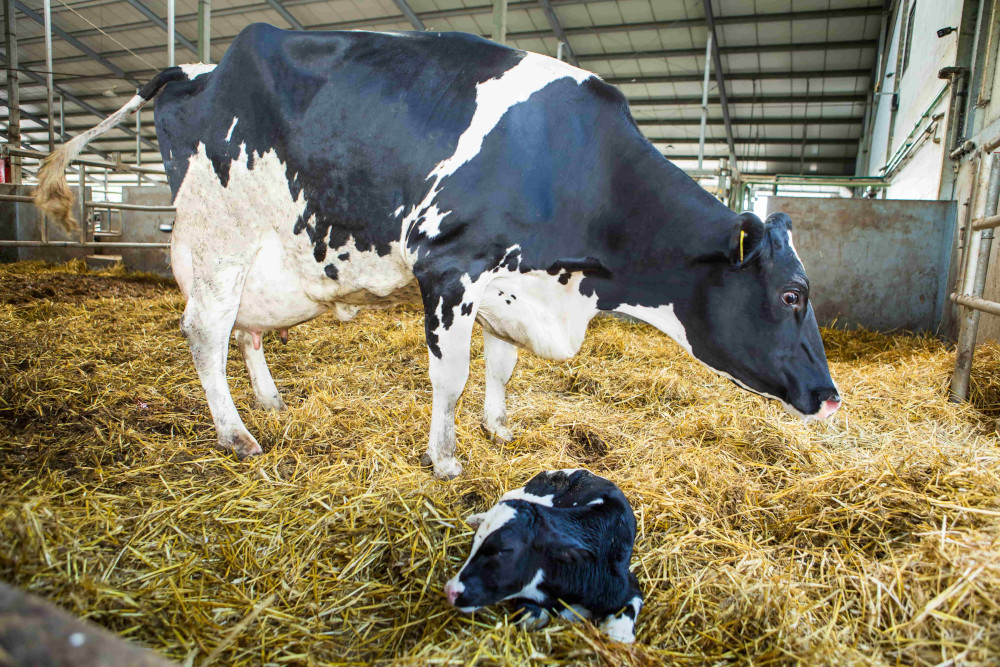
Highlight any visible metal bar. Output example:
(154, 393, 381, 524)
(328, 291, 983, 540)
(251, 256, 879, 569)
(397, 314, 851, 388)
(42, 0, 54, 153)
(636, 116, 864, 127)
(391, 0, 425, 30)
(950, 293, 1000, 318)
(629, 93, 868, 107)
(605, 68, 872, 85)
(0, 240, 171, 248)
(13, 1, 140, 86)
(984, 133, 1000, 153)
(84, 200, 174, 211)
(4, 0, 20, 183)
(198, 0, 211, 61)
(702, 0, 738, 173)
(971, 213, 1000, 230)
(78, 163, 86, 243)
(576, 39, 876, 64)
(537, 0, 578, 66)
(20, 3, 883, 48)
(697, 31, 712, 170)
(122, 0, 197, 54)
(5, 147, 166, 174)
(492, 0, 508, 44)
(739, 175, 889, 187)
(167, 0, 175, 66)
(951, 153, 1000, 400)
(263, 0, 303, 30)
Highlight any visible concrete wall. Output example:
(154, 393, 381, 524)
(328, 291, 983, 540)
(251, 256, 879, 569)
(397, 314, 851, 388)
(118, 185, 173, 277)
(767, 196, 956, 333)
(0, 184, 91, 264)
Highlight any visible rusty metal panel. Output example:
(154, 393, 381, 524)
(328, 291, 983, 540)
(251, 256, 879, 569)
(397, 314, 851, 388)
(766, 196, 957, 333)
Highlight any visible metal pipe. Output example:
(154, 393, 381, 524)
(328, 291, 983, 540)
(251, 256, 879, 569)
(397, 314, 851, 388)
(492, 0, 507, 43)
(0, 240, 171, 248)
(78, 163, 87, 244)
(43, 0, 54, 153)
(984, 133, 1000, 154)
(198, 0, 211, 60)
(84, 201, 175, 211)
(702, 0, 738, 176)
(697, 32, 712, 171)
(971, 213, 1000, 231)
(4, 147, 167, 175)
(951, 153, 1000, 401)
(4, 0, 21, 183)
(950, 293, 1000, 318)
(167, 0, 175, 66)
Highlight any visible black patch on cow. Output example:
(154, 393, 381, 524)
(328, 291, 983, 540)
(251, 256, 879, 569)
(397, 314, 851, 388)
(324, 264, 338, 280)
(338, 252, 350, 261)
(460, 302, 473, 316)
(557, 273, 570, 285)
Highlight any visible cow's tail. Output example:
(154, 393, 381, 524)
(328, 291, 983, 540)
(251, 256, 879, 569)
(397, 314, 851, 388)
(33, 67, 191, 232)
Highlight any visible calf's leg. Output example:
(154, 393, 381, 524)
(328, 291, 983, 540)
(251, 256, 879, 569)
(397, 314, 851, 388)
(234, 329, 286, 412)
(482, 331, 517, 441)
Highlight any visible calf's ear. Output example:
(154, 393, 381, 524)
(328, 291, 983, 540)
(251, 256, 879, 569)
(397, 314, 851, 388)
(466, 512, 487, 528)
(538, 524, 595, 563)
(729, 212, 766, 267)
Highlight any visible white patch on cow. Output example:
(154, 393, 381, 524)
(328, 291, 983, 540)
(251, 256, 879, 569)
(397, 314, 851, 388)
(393, 205, 404, 217)
(614, 303, 692, 354)
(587, 497, 604, 506)
(598, 596, 642, 643)
(559, 605, 592, 621)
(402, 53, 593, 243)
(68, 632, 86, 648)
(502, 568, 546, 603)
(458, 502, 517, 574)
(179, 63, 216, 79)
(477, 265, 599, 361)
(500, 488, 554, 507)
(225, 117, 238, 142)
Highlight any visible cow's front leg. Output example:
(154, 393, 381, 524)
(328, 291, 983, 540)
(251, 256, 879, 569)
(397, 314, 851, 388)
(418, 280, 481, 479)
(482, 330, 517, 441)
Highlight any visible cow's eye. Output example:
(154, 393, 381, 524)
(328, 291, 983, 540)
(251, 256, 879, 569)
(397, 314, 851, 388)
(478, 544, 499, 558)
(782, 291, 801, 307)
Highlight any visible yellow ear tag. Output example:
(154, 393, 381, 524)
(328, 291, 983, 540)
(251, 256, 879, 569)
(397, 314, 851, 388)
(739, 229, 746, 264)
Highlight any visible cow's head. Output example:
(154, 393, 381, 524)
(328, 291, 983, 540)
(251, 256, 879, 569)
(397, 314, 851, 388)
(677, 211, 840, 420)
(444, 501, 588, 612)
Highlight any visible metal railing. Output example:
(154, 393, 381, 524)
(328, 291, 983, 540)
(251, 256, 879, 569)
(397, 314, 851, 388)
(950, 133, 1000, 401)
(0, 146, 174, 250)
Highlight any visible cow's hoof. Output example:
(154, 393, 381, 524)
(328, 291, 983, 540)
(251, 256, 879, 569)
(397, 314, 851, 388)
(222, 431, 263, 459)
(255, 395, 287, 412)
(430, 457, 464, 479)
(481, 420, 514, 442)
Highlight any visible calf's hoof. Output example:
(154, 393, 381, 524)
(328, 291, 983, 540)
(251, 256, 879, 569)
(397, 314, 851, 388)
(513, 603, 550, 630)
(221, 431, 263, 459)
(420, 453, 463, 479)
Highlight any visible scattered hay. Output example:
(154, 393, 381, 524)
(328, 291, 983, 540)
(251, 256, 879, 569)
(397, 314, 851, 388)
(1, 260, 999, 666)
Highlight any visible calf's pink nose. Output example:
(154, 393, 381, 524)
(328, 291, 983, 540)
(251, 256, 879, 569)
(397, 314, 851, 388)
(445, 582, 458, 604)
(822, 399, 841, 418)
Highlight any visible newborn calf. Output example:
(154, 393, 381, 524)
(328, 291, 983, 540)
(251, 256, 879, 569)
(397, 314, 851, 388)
(444, 469, 643, 642)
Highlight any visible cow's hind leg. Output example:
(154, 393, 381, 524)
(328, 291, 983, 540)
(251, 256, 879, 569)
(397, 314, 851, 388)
(180, 263, 261, 459)
(234, 329, 287, 412)
(482, 331, 517, 441)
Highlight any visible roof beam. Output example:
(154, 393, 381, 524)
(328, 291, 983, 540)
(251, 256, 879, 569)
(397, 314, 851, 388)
(636, 117, 863, 126)
(263, 0, 304, 30)
(121, 0, 198, 55)
(391, 0, 425, 30)
(13, 0, 141, 87)
(664, 154, 856, 164)
(16, 3, 883, 49)
(537, 0, 578, 66)
(27, 37, 880, 70)
(702, 0, 737, 169)
(605, 68, 872, 85)
(629, 93, 868, 107)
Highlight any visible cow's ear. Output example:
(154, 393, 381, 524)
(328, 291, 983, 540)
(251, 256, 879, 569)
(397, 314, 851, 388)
(466, 512, 487, 528)
(538, 521, 595, 562)
(729, 212, 766, 267)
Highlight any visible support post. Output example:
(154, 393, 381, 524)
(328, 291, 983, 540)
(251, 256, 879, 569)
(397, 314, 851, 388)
(43, 0, 54, 153)
(492, 0, 508, 44)
(697, 32, 712, 170)
(135, 90, 142, 185)
(167, 0, 175, 66)
(197, 0, 210, 62)
(951, 153, 1000, 401)
(4, 0, 21, 183)
(78, 163, 87, 244)
(702, 0, 739, 174)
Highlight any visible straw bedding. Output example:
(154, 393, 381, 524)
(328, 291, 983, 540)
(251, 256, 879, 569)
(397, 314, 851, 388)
(0, 259, 998, 666)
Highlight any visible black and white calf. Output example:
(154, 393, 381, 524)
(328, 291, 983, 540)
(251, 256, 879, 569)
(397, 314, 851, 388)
(35, 25, 841, 478)
(444, 469, 642, 643)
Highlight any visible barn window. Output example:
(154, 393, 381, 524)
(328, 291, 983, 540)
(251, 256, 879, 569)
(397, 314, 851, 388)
(902, 1, 917, 75)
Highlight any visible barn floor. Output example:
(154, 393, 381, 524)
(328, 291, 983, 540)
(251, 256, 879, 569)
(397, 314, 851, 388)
(1, 260, 998, 666)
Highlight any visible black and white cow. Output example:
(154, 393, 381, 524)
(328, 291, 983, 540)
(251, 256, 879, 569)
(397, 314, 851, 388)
(444, 469, 642, 642)
(35, 25, 841, 478)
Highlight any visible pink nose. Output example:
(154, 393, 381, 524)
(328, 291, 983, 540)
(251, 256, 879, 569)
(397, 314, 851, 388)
(445, 582, 458, 605)
(822, 399, 841, 418)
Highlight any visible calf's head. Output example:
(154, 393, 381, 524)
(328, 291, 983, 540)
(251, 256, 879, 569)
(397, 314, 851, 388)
(444, 501, 588, 612)
(680, 212, 840, 420)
